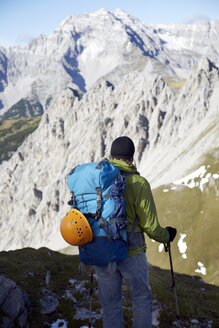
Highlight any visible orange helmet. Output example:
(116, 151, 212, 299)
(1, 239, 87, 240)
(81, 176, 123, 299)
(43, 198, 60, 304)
(60, 209, 93, 246)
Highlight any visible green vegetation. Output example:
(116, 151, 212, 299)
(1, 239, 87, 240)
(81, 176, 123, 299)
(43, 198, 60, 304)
(0, 247, 218, 327)
(149, 150, 219, 286)
(1, 98, 44, 120)
(0, 116, 41, 163)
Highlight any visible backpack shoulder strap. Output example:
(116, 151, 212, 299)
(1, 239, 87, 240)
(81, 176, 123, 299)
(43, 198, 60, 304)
(129, 217, 138, 239)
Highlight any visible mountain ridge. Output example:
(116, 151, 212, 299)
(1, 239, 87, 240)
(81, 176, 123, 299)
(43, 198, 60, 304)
(0, 9, 219, 118)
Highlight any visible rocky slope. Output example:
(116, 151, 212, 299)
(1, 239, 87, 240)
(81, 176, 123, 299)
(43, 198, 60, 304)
(0, 55, 218, 285)
(0, 9, 219, 118)
(0, 248, 218, 328)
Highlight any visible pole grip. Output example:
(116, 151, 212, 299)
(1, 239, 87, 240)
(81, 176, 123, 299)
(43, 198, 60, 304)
(164, 241, 170, 252)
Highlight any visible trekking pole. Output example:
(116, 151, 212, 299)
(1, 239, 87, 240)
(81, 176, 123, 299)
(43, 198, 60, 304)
(164, 242, 180, 322)
(88, 266, 94, 328)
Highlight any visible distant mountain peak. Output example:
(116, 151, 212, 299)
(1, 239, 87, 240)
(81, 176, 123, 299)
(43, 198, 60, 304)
(0, 10, 219, 119)
(94, 8, 110, 15)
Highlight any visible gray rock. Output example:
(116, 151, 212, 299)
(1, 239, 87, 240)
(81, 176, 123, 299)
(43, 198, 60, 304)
(40, 288, 59, 314)
(1, 317, 13, 328)
(0, 276, 16, 305)
(0, 275, 31, 328)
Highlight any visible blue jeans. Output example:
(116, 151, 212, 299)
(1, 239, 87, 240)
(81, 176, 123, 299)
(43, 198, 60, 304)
(95, 252, 152, 328)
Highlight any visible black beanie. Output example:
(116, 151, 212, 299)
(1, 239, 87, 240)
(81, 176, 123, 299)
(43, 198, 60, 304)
(111, 136, 135, 159)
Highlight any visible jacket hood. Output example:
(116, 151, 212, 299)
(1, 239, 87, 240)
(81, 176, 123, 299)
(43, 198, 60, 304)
(106, 158, 137, 173)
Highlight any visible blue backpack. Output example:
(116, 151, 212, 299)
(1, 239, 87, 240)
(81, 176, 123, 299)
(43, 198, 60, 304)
(67, 160, 129, 266)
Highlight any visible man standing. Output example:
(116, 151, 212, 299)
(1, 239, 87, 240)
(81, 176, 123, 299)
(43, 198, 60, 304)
(95, 136, 177, 328)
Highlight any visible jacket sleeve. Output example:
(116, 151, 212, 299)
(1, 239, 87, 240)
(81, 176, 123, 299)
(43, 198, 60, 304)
(135, 178, 169, 243)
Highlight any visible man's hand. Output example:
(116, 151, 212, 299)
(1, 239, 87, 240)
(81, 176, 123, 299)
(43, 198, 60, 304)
(165, 226, 177, 242)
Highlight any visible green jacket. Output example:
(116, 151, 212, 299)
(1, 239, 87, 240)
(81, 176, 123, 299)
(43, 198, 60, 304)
(108, 159, 169, 255)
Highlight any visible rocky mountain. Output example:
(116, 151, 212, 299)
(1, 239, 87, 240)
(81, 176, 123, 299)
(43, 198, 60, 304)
(155, 19, 219, 75)
(0, 9, 219, 119)
(0, 50, 218, 286)
(0, 8, 218, 288)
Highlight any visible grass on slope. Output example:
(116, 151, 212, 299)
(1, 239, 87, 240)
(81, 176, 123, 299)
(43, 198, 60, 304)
(0, 116, 41, 163)
(149, 150, 219, 286)
(0, 247, 218, 328)
(164, 76, 186, 91)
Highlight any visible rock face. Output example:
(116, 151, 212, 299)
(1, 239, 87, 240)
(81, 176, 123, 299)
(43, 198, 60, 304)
(0, 9, 219, 118)
(0, 275, 31, 327)
(0, 57, 218, 252)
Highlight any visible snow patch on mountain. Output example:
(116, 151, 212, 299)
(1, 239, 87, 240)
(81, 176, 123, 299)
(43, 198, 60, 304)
(195, 262, 207, 275)
(173, 164, 219, 191)
(178, 234, 187, 259)
(174, 165, 208, 190)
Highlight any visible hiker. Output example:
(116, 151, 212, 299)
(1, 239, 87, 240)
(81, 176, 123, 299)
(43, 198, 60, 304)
(94, 136, 177, 328)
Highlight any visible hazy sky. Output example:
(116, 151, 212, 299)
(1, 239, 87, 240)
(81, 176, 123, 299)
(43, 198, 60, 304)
(1, 0, 219, 47)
